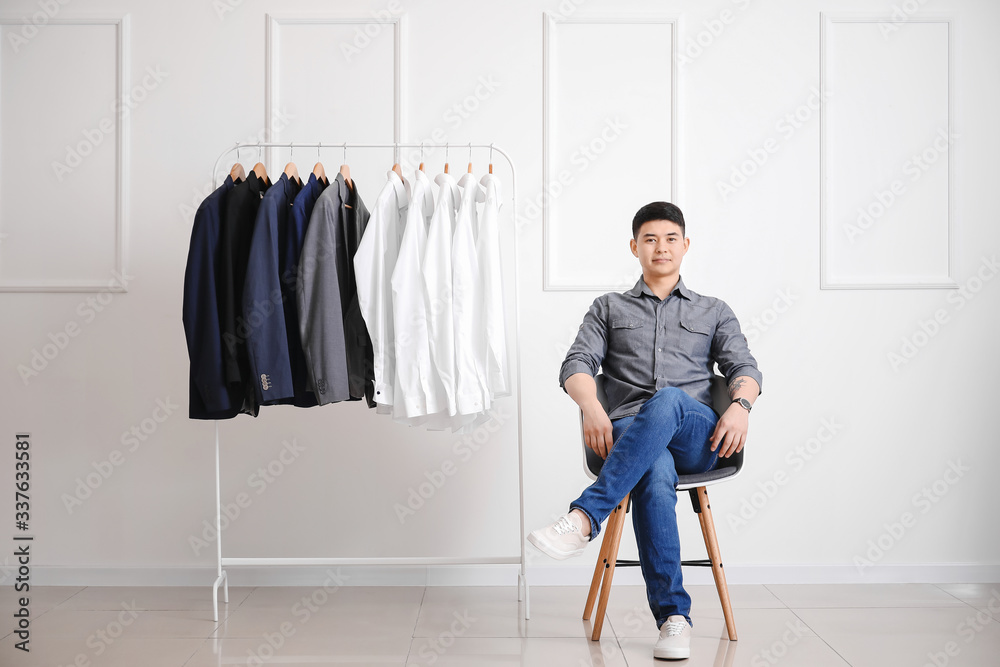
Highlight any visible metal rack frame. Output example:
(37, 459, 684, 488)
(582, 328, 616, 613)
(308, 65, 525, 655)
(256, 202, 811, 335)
(207, 141, 529, 622)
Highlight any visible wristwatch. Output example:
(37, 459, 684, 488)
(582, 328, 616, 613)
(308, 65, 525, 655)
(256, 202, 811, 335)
(732, 397, 752, 412)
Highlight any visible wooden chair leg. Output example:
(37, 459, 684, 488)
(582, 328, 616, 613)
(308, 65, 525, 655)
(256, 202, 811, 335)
(590, 492, 630, 641)
(696, 486, 737, 641)
(583, 506, 615, 621)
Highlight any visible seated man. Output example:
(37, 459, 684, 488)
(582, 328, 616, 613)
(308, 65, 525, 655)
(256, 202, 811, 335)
(528, 202, 762, 661)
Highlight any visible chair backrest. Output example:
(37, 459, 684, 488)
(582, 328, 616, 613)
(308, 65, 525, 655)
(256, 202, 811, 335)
(581, 374, 743, 480)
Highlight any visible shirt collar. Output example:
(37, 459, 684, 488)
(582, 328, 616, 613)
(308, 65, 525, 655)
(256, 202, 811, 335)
(386, 169, 410, 209)
(626, 275, 691, 301)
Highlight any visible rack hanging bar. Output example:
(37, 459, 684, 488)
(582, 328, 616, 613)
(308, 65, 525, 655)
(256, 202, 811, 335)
(208, 140, 529, 623)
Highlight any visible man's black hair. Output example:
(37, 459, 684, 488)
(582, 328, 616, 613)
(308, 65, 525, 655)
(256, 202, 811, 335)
(632, 202, 686, 239)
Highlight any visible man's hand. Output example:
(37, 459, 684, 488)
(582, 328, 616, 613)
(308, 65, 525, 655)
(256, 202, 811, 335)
(709, 403, 749, 459)
(582, 402, 614, 459)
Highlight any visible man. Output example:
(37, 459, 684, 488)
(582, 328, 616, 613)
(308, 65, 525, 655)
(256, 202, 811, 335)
(528, 202, 762, 660)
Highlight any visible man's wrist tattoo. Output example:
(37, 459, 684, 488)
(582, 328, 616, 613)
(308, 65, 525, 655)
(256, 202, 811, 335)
(728, 377, 747, 398)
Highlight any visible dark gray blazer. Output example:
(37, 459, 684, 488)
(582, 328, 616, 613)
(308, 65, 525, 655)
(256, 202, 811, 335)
(297, 173, 373, 406)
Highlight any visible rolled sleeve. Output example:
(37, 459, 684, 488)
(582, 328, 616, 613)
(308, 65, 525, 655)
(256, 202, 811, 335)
(558, 296, 608, 391)
(711, 301, 763, 395)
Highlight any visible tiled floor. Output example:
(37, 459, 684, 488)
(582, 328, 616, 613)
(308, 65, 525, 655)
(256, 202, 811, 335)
(1, 582, 998, 665)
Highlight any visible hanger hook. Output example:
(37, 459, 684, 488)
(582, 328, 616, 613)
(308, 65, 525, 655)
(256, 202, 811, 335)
(317, 141, 321, 158)
(468, 141, 472, 163)
(343, 142, 347, 163)
(446, 143, 450, 163)
(420, 141, 425, 162)
(290, 142, 294, 159)
(257, 141, 262, 162)
(489, 142, 494, 164)
(235, 141, 241, 162)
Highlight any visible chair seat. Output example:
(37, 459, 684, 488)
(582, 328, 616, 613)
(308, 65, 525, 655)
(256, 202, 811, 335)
(676, 464, 740, 489)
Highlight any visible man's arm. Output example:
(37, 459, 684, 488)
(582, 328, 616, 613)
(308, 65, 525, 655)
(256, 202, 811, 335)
(559, 297, 613, 458)
(709, 375, 760, 458)
(709, 302, 763, 459)
(565, 372, 615, 459)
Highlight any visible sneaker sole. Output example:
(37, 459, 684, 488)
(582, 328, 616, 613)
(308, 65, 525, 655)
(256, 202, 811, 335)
(526, 531, 585, 560)
(653, 646, 690, 660)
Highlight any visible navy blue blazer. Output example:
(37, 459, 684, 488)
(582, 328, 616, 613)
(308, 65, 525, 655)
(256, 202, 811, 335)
(182, 175, 241, 420)
(282, 173, 326, 407)
(243, 172, 301, 406)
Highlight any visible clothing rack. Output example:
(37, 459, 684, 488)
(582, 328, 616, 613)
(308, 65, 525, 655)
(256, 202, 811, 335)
(206, 141, 529, 622)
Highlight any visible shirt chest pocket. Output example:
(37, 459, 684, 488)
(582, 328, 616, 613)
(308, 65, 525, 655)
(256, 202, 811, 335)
(678, 317, 713, 359)
(609, 317, 646, 354)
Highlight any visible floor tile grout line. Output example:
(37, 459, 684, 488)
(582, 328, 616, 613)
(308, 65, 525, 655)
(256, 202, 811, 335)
(402, 585, 428, 666)
(786, 607, 856, 667)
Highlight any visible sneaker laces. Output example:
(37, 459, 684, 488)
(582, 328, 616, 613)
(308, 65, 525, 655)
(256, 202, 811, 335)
(553, 515, 578, 535)
(662, 620, 687, 637)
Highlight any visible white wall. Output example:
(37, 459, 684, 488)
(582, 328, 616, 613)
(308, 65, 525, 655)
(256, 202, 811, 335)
(0, 0, 997, 587)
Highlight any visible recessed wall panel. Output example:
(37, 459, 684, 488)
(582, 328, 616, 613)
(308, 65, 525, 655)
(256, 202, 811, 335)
(544, 17, 674, 290)
(0, 21, 123, 291)
(822, 17, 952, 288)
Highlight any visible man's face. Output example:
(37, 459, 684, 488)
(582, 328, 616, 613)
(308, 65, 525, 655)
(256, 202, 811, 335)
(630, 219, 690, 279)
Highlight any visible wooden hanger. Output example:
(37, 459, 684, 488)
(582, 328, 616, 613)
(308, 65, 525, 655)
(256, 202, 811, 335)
(418, 142, 425, 172)
(252, 162, 268, 181)
(443, 143, 450, 174)
(230, 162, 245, 182)
(392, 163, 403, 178)
(283, 161, 299, 184)
(313, 161, 326, 182)
(339, 143, 352, 188)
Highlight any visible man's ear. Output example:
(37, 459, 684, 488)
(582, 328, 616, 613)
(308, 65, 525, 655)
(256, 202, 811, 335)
(630, 237, 638, 257)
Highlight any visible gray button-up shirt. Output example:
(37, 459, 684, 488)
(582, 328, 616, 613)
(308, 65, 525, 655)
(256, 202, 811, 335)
(559, 276, 763, 420)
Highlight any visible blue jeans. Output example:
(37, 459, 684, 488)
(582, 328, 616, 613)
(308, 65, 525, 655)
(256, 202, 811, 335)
(570, 387, 719, 629)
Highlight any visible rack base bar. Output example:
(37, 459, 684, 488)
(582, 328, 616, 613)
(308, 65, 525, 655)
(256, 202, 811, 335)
(220, 556, 523, 566)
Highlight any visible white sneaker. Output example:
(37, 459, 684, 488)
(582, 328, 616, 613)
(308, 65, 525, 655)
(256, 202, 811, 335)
(653, 615, 691, 660)
(527, 513, 589, 560)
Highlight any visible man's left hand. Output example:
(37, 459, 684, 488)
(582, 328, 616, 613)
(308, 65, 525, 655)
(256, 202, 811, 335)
(709, 403, 749, 458)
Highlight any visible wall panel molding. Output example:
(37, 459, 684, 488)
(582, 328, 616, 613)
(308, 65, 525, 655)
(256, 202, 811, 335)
(542, 13, 678, 291)
(819, 13, 956, 290)
(0, 16, 129, 293)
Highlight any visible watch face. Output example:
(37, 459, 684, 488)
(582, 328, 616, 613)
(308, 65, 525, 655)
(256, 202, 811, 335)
(738, 398, 751, 411)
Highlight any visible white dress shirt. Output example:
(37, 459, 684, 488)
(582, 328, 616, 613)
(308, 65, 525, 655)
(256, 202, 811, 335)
(453, 172, 489, 416)
(478, 173, 510, 398)
(422, 172, 461, 421)
(354, 170, 409, 413)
